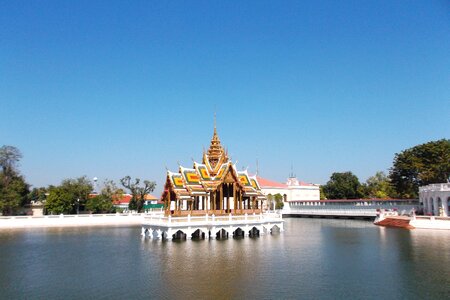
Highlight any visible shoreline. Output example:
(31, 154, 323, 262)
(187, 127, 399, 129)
(0, 213, 160, 229)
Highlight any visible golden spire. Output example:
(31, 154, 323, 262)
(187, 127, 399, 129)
(203, 112, 229, 173)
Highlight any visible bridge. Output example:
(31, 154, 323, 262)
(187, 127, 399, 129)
(283, 199, 419, 219)
(141, 212, 284, 240)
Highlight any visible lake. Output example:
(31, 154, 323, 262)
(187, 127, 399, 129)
(0, 218, 449, 299)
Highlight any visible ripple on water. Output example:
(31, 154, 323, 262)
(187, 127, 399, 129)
(0, 219, 449, 299)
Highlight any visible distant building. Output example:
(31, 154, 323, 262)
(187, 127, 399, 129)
(419, 183, 450, 216)
(258, 175, 320, 209)
(112, 194, 162, 211)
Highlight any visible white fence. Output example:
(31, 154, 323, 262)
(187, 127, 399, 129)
(285, 204, 418, 218)
(143, 212, 282, 226)
(0, 212, 163, 229)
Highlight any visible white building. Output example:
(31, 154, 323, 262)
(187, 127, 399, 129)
(257, 176, 320, 209)
(419, 183, 450, 217)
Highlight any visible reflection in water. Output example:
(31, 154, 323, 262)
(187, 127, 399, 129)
(0, 219, 449, 299)
(400, 229, 450, 299)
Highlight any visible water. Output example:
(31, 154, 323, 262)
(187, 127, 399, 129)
(0, 219, 449, 299)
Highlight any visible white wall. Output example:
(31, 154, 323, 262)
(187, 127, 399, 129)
(419, 183, 450, 217)
(260, 186, 320, 201)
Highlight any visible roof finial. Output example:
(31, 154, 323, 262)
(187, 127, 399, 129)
(290, 162, 294, 178)
(213, 110, 217, 135)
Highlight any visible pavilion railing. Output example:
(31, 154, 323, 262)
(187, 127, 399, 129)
(143, 212, 282, 226)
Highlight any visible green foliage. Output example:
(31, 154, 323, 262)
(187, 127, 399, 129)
(120, 176, 156, 213)
(322, 172, 363, 199)
(274, 193, 284, 209)
(28, 187, 48, 203)
(85, 179, 121, 213)
(389, 139, 450, 198)
(101, 179, 123, 200)
(0, 173, 29, 215)
(364, 171, 395, 199)
(86, 194, 114, 213)
(128, 197, 138, 211)
(0, 145, 29, 215)
(45, 186, 74, 214)
(319, 186, 326, 200)
(45, 176, 93, 214)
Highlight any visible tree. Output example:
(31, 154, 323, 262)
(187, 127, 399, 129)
(86, 179, 122, 213)
(120, 176, 156, 213)
(28, 187, 48, 203)
(266, 194, 273, 210)
(319, 186, 326, 200)
(86, 194, 114, 214)
(364, 171, 395, 199)
(0, 145, 29, 215)
(389, 139, 450, 198)
(0, 173, 29, 215)
(100, 179, 123, 200)
(45, 176, 93, 214)
(274, 193, 284, 209)
(45, 186, 74, 214)
(322, 172, 363, 199)
(0, 145, 22, 175)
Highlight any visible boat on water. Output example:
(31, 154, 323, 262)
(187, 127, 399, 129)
(374, 209, 450, 230)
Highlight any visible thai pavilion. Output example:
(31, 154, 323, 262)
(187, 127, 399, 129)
(161, 125, 266, 217)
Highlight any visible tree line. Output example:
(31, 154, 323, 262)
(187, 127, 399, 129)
(1, 139, 448, 214)
(0, 145, 156, 215)
(321, 139, 449, 199)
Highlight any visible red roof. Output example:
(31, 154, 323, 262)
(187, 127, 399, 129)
(256, 177, 287, 188)
(113, 194, 132, 205)
(112, 194, 160, 205)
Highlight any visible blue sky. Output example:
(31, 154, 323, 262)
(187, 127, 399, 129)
(1, 1, 449, 195)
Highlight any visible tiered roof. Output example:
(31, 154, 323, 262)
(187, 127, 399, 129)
(162, 125, 265, 201)
(162, 161, 266, 200)
(202, 124, 229, 176)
